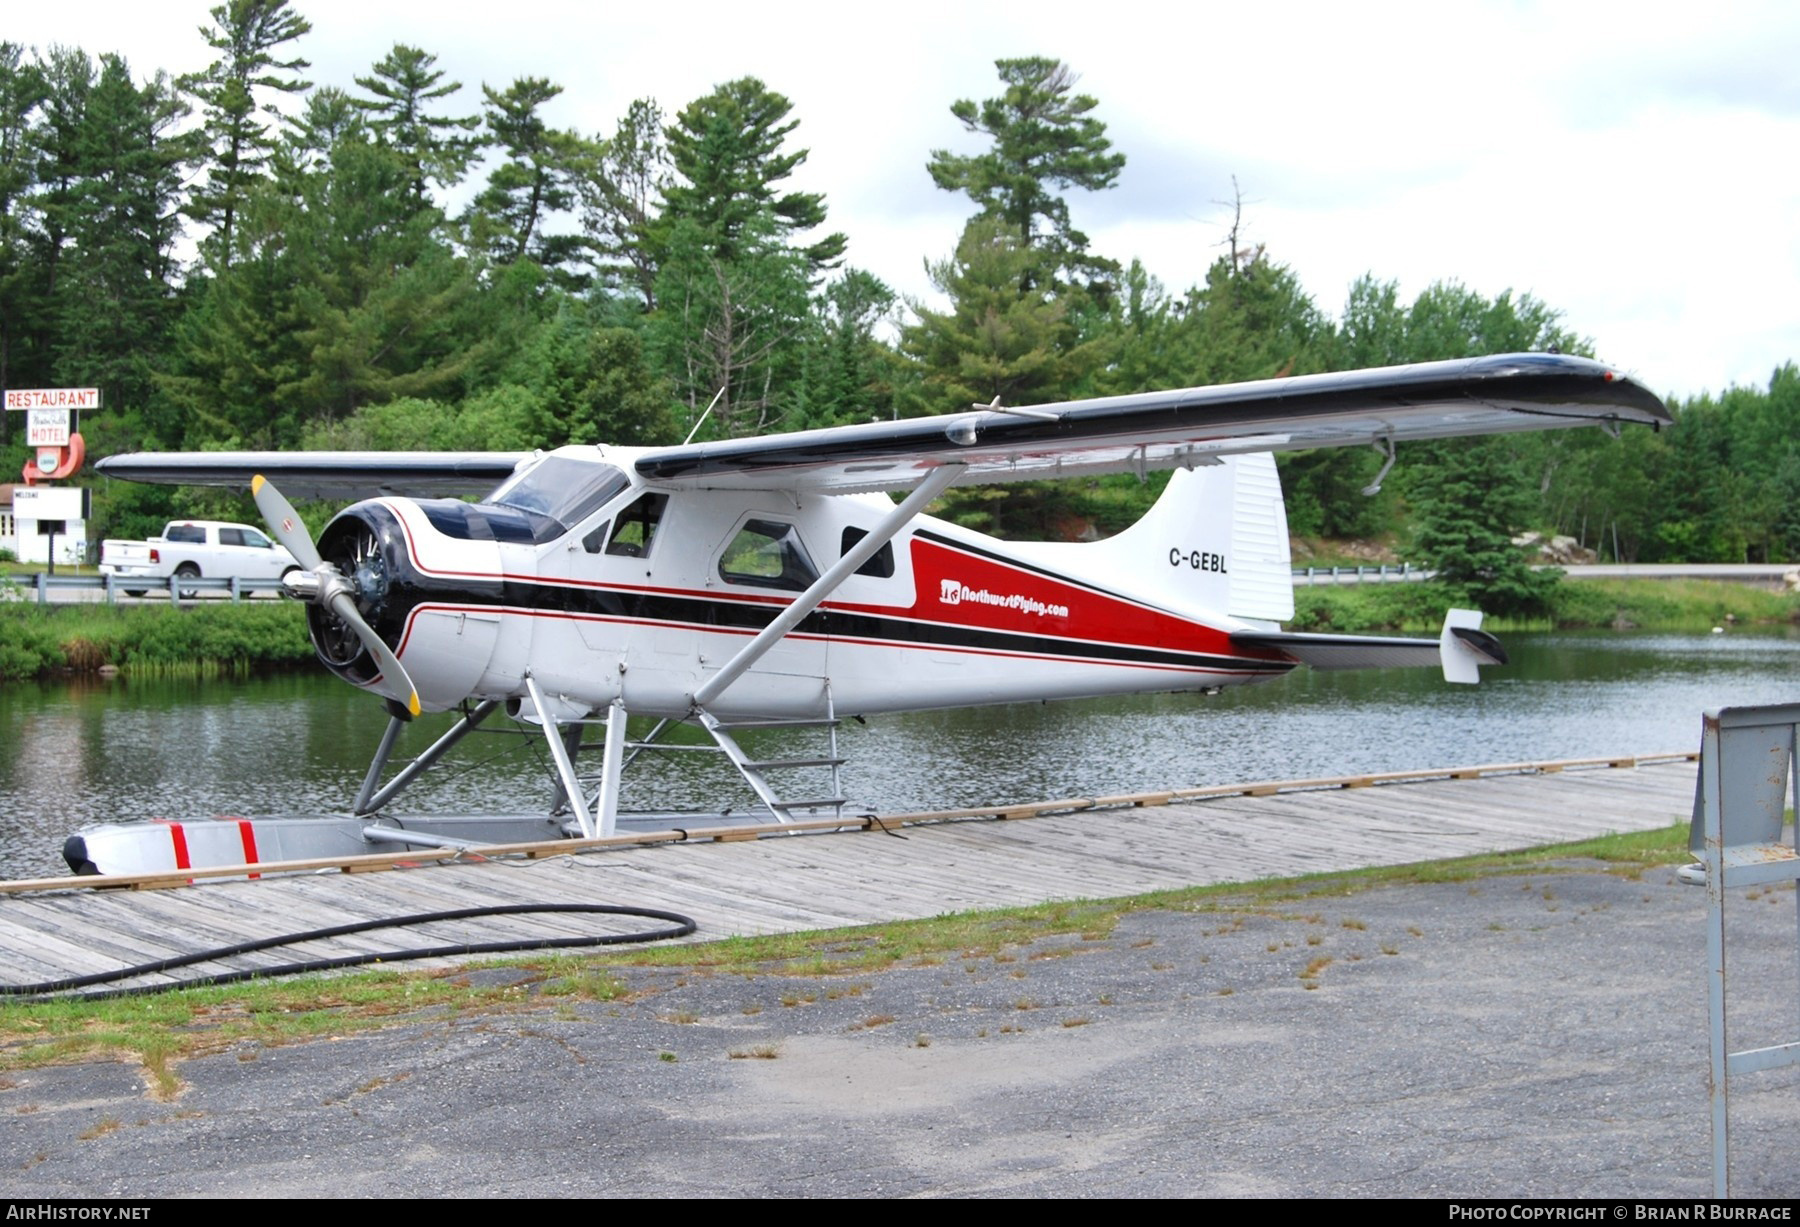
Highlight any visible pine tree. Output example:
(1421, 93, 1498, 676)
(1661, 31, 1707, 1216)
(581, 97, 670, 309)
(902, 216, 1105, 415)
(659, 77, 845, 276)
(0, 43, 48, 448)
(466, 76, 595, 285)
(352, 43, 480, 206)
(927, 57, 1124, 287)
(54, 55, 190, 427)
(181, 0, 312, 269)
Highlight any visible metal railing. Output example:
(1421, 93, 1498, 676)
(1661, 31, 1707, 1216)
(5, 572, 289, 605)
(1291, 563, 1429, 585)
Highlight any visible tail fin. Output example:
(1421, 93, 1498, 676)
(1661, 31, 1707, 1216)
(1080, 454, 1295, 624)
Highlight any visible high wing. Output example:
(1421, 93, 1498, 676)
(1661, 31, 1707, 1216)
(93, 354, 1667, 498)
(639, 354, 1668, 493)
(92, 451, 533, 498)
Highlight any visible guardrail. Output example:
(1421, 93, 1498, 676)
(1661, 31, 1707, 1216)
(5, 572, 289, 605)
(1291, 563, 1429, 585)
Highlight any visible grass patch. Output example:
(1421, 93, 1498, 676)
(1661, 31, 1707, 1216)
(0, 602, 312, 681)
(1289, 577, 1800, 634)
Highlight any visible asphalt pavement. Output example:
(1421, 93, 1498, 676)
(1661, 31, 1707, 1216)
(3, 859, 1797, 1198)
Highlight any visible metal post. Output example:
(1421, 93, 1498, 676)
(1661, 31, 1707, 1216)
(545, 722, 585, 814)
(1692, 702, 1800, 1197)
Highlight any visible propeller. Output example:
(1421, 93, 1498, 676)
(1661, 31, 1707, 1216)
(252, 474, 421, 718)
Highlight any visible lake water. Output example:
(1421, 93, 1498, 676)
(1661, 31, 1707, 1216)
(4, 629, 1797, 881)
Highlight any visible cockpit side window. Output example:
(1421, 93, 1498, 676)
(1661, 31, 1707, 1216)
(840, 527, 895, 578)
(719, 520, 820, 591)
(606, 493, 669, 558)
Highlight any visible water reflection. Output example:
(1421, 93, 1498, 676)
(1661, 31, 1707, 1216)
(4, 630, 1796, 881)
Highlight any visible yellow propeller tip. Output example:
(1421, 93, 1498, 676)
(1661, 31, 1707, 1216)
(251, 474, 265, 493)
(408, 694, 421, 717)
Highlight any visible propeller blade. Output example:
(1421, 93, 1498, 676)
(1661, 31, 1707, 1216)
(251, 474, 322, 571)
(327, 590, 421, 718)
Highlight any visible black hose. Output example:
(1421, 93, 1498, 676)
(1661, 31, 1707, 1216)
(1, 902, 697, 1002)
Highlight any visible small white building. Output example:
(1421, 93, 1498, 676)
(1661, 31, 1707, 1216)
(5, 484, 89, 565)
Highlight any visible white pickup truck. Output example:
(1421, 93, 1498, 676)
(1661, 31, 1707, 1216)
(99, 520, 300, 597)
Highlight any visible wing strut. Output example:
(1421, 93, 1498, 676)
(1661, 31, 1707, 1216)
(691, 464, 964, 709)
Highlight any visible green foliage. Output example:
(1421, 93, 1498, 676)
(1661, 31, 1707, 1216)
(0, 20, 1788, 580)
(1407, 440, 1560, 616)
(581, 97, 670, 309)
(789, 268, 909, 430)
(505, 306, 678, 446)
(904, 217, 1107, 416)
(1290, 577, 1800, 634)
(648, 77, 846, 437)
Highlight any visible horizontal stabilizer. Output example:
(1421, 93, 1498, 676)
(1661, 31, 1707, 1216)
(1233, 609, 1504, 684)
(1230, 629, 1443, 671)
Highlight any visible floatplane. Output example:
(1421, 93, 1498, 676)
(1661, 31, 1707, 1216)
(65, 353, 1669, 876)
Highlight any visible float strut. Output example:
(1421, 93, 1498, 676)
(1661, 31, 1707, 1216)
(353, 715, 407, 815)
(358, 699, 501, 816)
(595, 699, 627, 838)
(526, 674, 595, 839)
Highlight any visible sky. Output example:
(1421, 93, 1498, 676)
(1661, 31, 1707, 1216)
(10, 0, 1800, 401)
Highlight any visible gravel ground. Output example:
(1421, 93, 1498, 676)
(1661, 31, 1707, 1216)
(3, 861, 1797, 1199)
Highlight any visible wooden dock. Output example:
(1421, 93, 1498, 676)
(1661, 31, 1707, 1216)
(0, 754, 1699, 995)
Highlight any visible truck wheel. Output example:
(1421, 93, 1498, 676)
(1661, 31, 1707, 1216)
(175, 563, 201, 600)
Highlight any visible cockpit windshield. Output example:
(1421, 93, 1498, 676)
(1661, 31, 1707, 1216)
(483, 457, 632, 531)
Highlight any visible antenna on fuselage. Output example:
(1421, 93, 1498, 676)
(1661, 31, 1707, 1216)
(683, 387, 728, 446)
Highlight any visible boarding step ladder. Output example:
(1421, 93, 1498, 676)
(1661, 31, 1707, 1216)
(692, 709, 852, 823)
(617, 684, 857, 824)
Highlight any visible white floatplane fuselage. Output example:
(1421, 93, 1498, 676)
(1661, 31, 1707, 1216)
(354, 448, 1300, 723)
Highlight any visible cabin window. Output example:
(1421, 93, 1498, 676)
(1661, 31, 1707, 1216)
(582, 521, 611, 554)
(165, 524, 204, 544)
(719, 520, 819, 591)
(840, 527, 895, 578)
(606, 493, 668, 558)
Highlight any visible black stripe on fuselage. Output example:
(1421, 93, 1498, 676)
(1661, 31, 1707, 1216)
(393, 575, 1285, 675)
